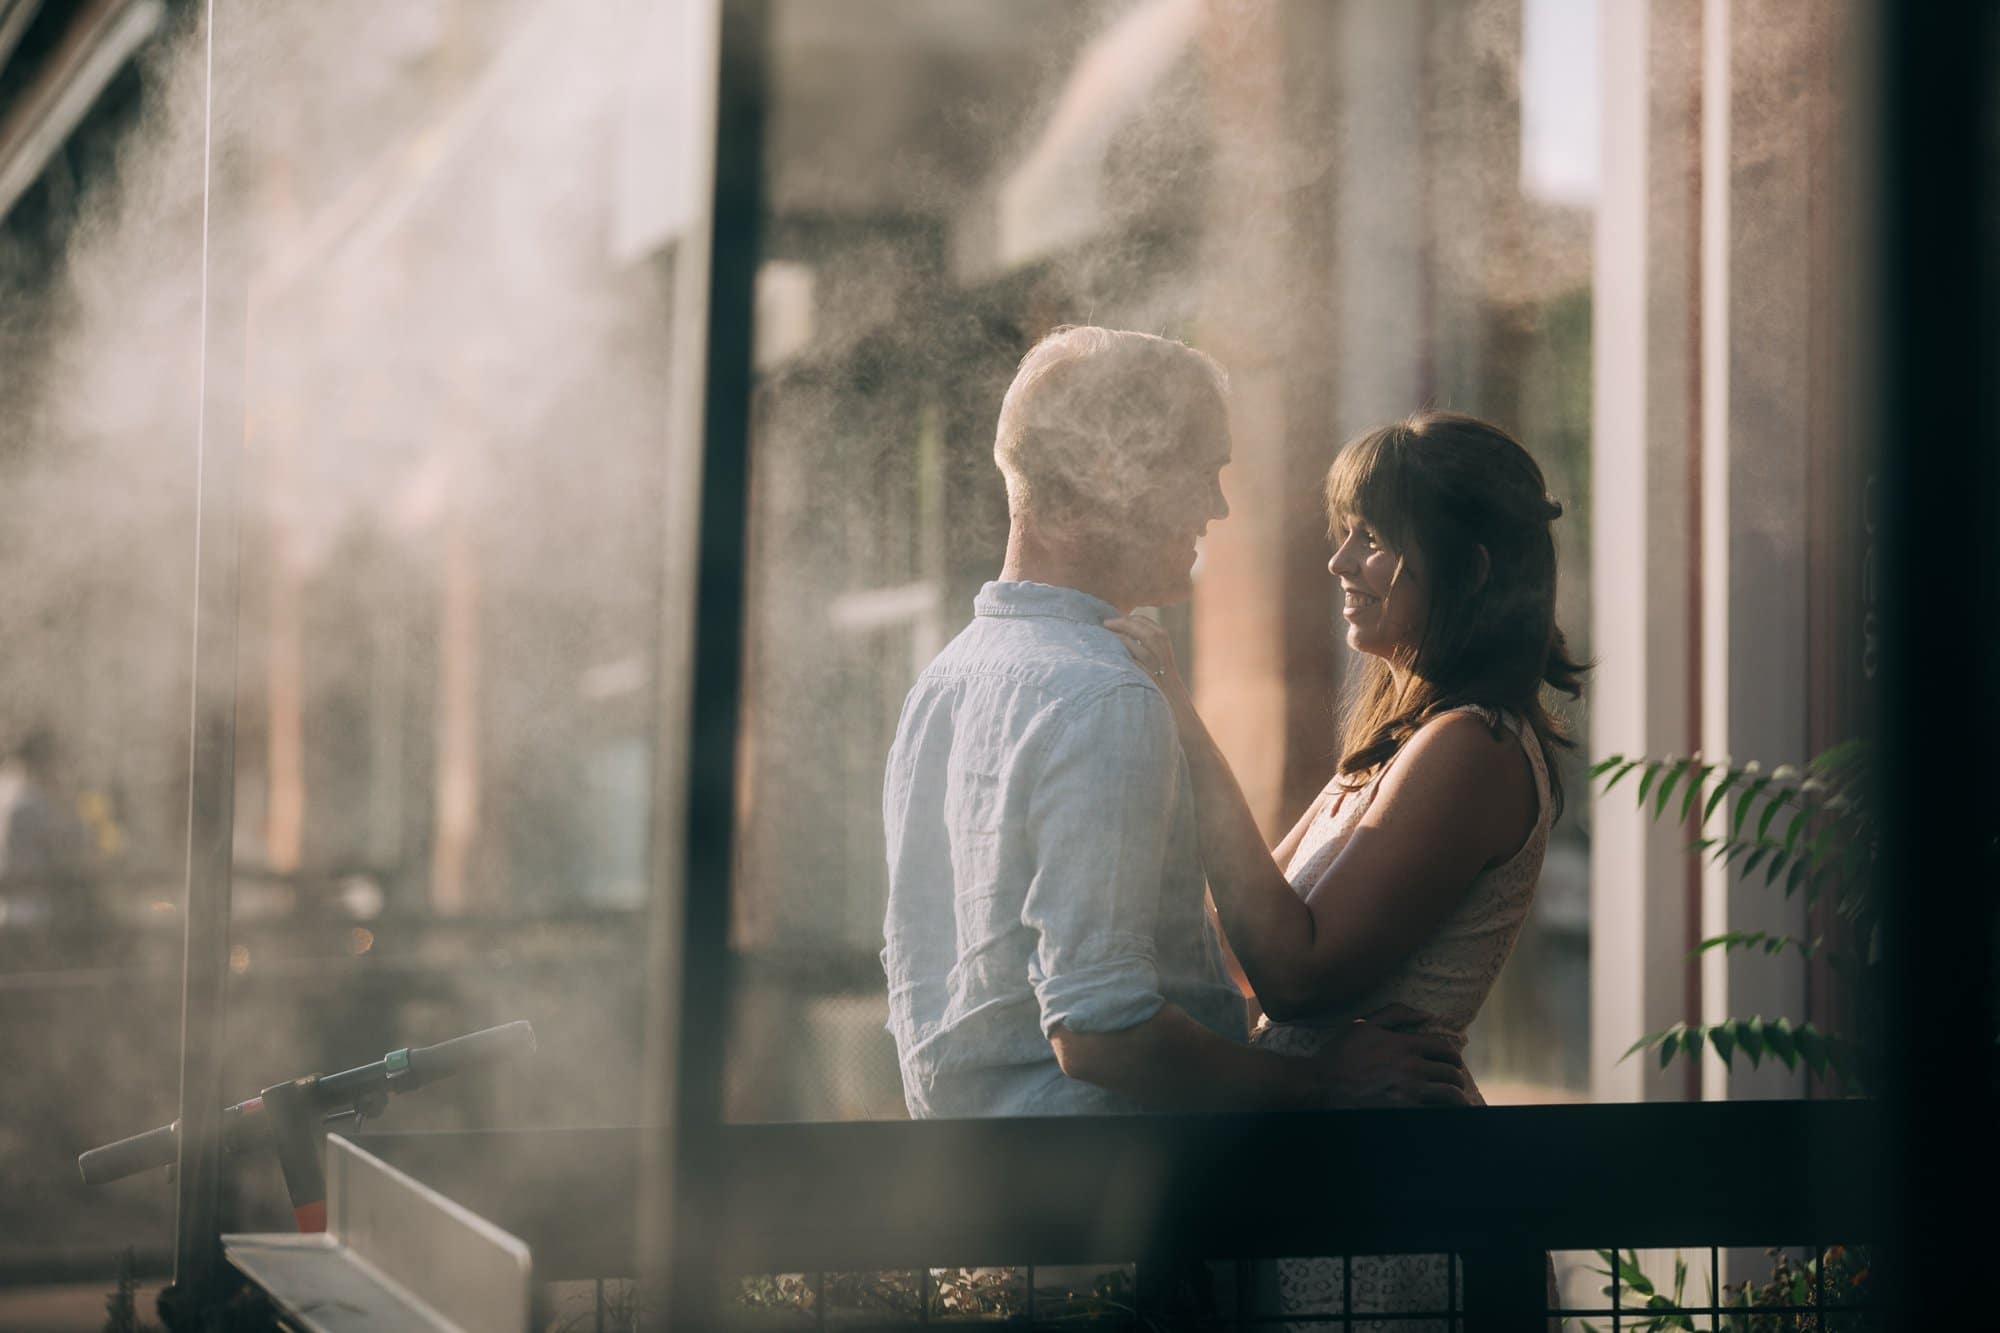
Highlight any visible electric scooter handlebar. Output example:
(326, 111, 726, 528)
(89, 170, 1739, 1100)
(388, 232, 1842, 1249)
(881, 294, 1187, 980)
(315, 1019, 537, 1100)
(77, 1121, 183, 1187)
(77, 1020, 536, 1186)
(409, 1017, 537, 1083)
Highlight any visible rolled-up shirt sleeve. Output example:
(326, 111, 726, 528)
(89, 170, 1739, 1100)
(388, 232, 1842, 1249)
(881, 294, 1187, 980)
(1022, 682, 1180, 1037)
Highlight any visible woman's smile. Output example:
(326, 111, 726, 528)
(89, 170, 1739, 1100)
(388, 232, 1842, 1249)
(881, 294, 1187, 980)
(1341, 586, 1381, 618)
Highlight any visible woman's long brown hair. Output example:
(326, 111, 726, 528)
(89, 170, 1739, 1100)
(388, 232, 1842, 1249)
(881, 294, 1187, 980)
(1326, 411, 1590, 816)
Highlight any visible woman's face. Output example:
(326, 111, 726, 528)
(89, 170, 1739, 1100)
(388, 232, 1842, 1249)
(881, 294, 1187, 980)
(1329, 513, 1428, 663)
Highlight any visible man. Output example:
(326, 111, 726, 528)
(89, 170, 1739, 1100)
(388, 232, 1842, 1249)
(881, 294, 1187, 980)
(882, 326, 1465, 1116)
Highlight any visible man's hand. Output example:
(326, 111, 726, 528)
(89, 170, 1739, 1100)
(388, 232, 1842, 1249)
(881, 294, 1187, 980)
(1312, 1003, 1469, 1107)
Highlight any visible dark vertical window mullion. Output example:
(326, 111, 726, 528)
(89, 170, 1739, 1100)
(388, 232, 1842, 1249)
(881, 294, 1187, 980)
(1875, 1, 2000, 1328)
(172, 0, 253, 1308)
(658, 0, 767, 1328)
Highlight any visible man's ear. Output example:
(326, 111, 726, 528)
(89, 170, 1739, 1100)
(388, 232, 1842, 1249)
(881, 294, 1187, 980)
(1472, 544, 1491, 593)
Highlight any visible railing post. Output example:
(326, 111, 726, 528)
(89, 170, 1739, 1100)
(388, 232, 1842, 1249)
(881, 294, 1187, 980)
(637, 1, 766, 1328)
(168, 0, 251, 1317)
(1873, 2, 2000, 1329)
(1460, 1247, 1546, 1333)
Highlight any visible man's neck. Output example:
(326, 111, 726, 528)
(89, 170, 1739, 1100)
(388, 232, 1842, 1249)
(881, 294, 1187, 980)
(1000, 523, 1135, 614)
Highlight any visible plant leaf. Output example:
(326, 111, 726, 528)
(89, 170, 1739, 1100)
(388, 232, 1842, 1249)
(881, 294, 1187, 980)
(1702, 770, 1743, 825)
(1732, 776, 1776, 840)
(1603, 759, 1644, 796)
(1795, 1022, 1829, 1076)
(1621, 1029, 1671, 1062)
(1653, 760, 1694, 818)
(1715, 840, 1754, 866)
(1658, 1025, 1684, 1068)
(1709, 1024, 1736, 1064)
(1690, 931, 1760, 958)
(1808, 738, 1865, 775)
(1694, 933, 1813, 964)
(1765, 1016, 1798, 1070)
(1677, 766, 1713, 823)
(1755, 795, 1786, 843)
(1590, 754, 1627, 779)
(1741, 845, 1771, 877)
(1636, 764, 1660, 807)
(1782, 809, 1808, 856)
(1619, 1252, 1655, 1296)
(1735, 1018, 1765, 1066)
(1762, 847, 1794, 886)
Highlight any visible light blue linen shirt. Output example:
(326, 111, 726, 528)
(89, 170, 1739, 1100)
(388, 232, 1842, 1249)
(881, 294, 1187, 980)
(881, 580, 1249, 1117)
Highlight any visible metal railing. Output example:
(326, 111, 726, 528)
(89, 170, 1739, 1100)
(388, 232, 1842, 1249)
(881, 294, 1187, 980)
(354, 1098, 1881, 1330)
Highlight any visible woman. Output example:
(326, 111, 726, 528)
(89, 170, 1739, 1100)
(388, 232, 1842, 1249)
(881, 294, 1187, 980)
(1108, 410, 1586, 1327)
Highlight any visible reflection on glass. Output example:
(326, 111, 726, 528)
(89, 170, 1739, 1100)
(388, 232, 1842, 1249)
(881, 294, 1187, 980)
(727, 0, 1598, 1123)
(1, 0, 688, 1261)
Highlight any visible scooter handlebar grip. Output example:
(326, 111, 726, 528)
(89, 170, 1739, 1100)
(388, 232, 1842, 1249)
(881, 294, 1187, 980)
(79, 1121, 178, 1186)
(406, 1020, 535, 1087)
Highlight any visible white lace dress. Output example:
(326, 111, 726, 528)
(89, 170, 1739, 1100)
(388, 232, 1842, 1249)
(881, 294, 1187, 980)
(1252, 706, 1553, 1329)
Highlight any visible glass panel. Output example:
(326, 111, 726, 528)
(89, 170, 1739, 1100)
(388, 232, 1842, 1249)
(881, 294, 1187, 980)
(205, 0, 691, 1210)
(725, 0, 1598, 1122)
(1, 1, 204, 1288)
(1, 0, 698, 1284)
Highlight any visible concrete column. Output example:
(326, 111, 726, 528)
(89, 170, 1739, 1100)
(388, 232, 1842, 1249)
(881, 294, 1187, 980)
(1698, 0, 1813, 1101)
(1588, 0, 1703, 1104)
(1329, 0, 1429, 436)
(1192, 0, 1340, 836)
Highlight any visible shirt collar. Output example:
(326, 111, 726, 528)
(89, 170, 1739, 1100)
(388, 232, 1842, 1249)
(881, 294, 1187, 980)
(973, 580, 1121, 627)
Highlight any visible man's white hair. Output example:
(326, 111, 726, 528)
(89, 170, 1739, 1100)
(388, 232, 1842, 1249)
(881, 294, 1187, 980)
(993, 326, 1228, 521)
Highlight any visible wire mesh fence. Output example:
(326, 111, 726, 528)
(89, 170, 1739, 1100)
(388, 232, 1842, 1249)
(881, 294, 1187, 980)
(541, 1246, 1876, 1331)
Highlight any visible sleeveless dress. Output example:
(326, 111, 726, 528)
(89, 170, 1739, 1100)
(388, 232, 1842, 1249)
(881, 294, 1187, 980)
(1252, 706, 1554, 1330)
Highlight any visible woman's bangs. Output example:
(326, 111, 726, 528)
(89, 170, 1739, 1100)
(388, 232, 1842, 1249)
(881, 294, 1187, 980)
(1325, 426, 1411, 549)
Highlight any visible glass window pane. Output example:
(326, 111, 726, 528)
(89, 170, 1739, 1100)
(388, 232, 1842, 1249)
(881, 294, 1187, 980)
(725, 0, 1601, 1122)
(1, 0, 699, 1285)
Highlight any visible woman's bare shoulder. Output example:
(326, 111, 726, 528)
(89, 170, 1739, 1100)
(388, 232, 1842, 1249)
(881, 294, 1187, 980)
(1405, 707, 1518, 767)
(1375, 710, 1535, 859)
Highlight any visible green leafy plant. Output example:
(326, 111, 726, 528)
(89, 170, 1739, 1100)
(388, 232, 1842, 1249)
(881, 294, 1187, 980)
(1571, 1246, 1874, 1332)
(1720, 1244, 1873, 1330)
(1575, 1247, 1701, 1331)
(1592, 740, 1879, 1092)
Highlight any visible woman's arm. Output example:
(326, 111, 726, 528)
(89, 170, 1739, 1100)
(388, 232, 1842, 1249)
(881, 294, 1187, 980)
(1050, 1002, 1469, 1109)
(1281, 715, 1533, 1014)
(1106, 617, 1531, 1022)
(1213, 786, 1335, 1021)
